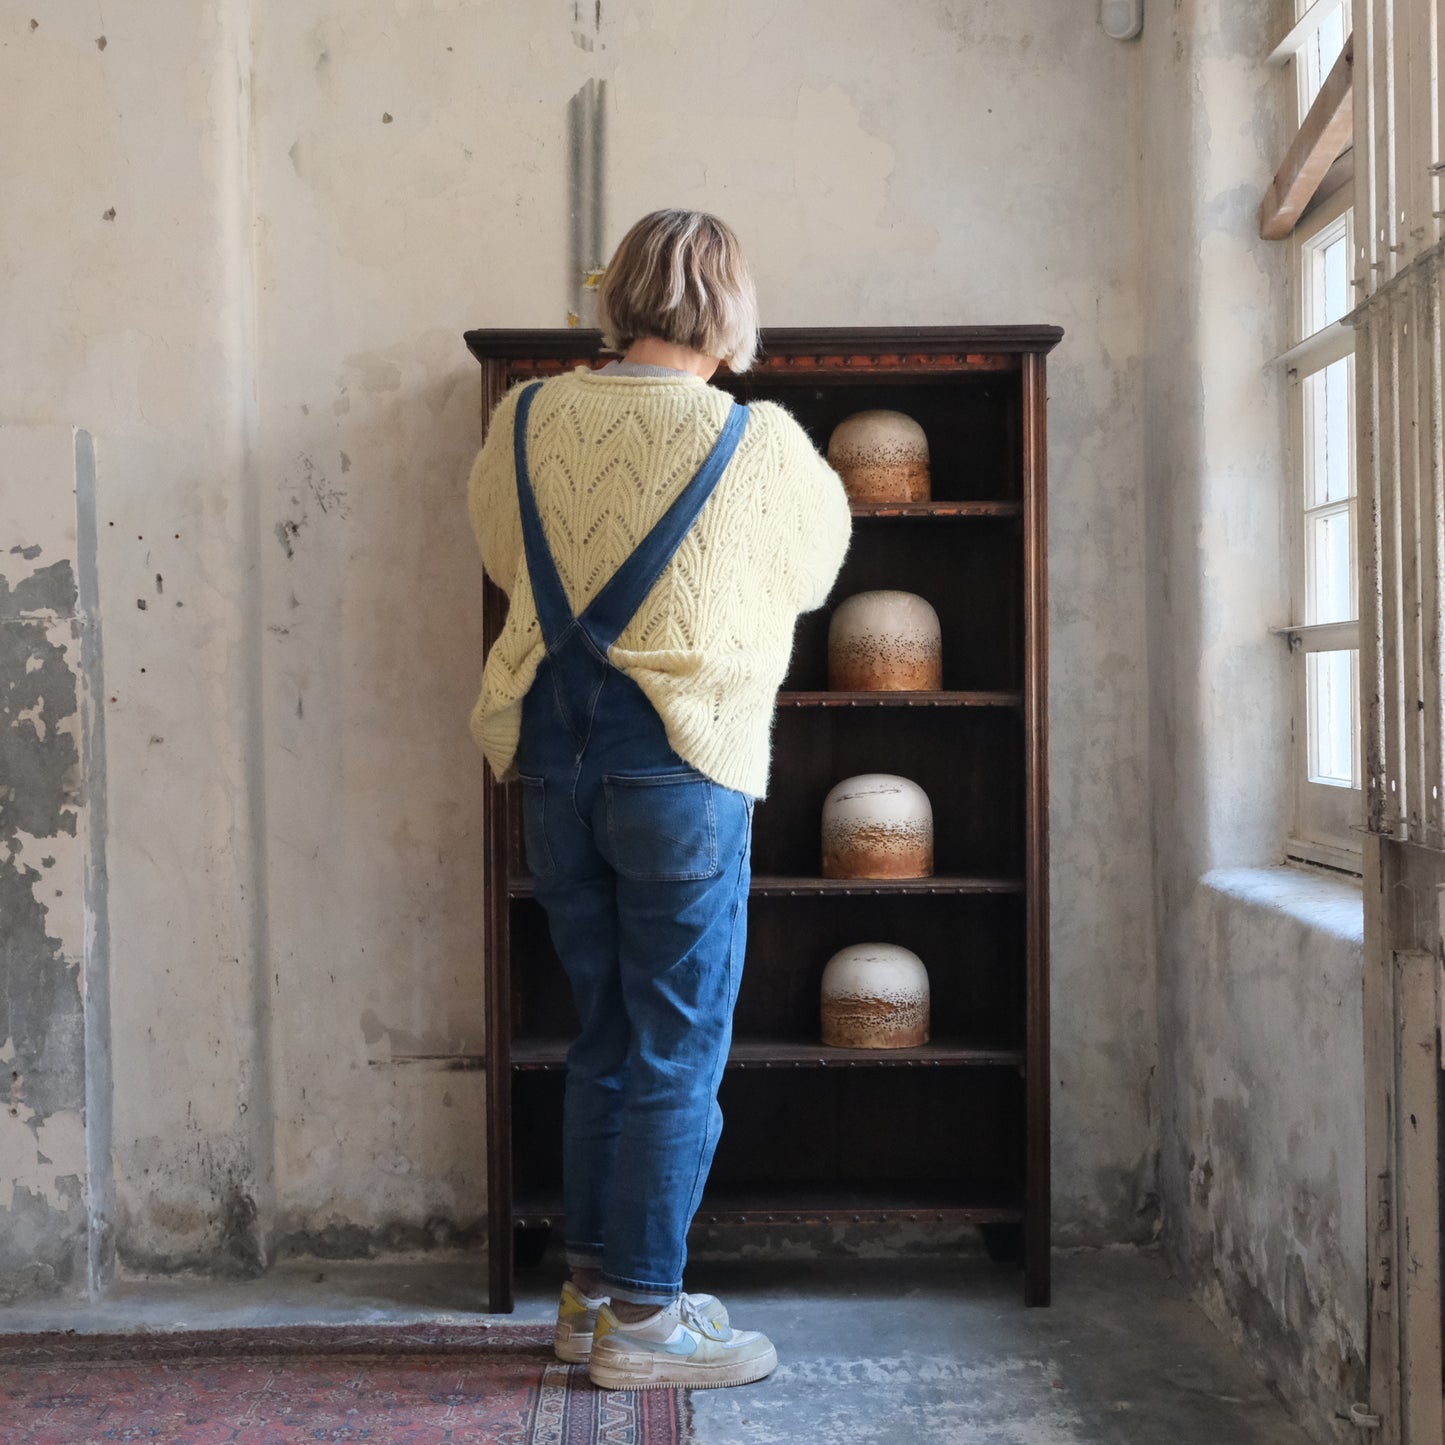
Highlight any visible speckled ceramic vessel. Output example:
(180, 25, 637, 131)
(828, 590, 943, 691)
(820, 943, 930, 1049)
(826, 410, 931, 504)
(821, 773, 934, 879)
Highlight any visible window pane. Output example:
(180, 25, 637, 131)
(1299, 5, 1346, 119)
(1302, 216, 1350, 338)
(1306, 357, 1353, 506)
(1320, 233, 1348, 326)
(1307, 506, 1353, 623)
(1308, 649, 1357, 786)
(1316, 9, 1345, 77)
(1303, 8, 1346, 112)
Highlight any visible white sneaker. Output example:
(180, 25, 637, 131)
(587, 1293, 777, 1391)
(554, 1280, 608, 1364)
(554, 1281, 730, 1364)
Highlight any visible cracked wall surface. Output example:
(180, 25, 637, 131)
(1, 17, 1374, 1444)
(4, 0, 1161, 1293)
(253, 0, 1155, 1251)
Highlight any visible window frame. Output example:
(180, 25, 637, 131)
(1283, 178, 1362, 872)
(1293, 0, 1348, 118)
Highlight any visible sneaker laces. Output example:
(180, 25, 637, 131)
(678, 1293, 726, 1339)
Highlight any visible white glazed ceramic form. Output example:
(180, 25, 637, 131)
(828, 590, 943, 691)
(820, 772, 934, 879)
(826, 409, 931, 503)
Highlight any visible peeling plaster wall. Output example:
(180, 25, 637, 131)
(1141, 3, 1367, 1439)
(1, 6, 270, 1287)
(4, 0, 1157, 1292)
(0, 432, 87, 1299)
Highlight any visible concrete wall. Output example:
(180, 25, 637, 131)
(1141, 4, 1367, 1439)
(1, 5, 265, 1293)
(252, 0, 1158, 1254)
(3, 1, 1158, 1292)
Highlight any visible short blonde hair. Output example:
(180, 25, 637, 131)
(598, 210, 760, 373)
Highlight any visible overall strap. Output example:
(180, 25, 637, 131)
(581, 401, 749, 651)
(512, 382, 575, 649)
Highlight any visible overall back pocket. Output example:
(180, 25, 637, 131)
(603, 770, 719, 882)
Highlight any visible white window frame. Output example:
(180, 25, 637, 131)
(1267, 0, 1349, 108)
(1279, 179, 1362, 873)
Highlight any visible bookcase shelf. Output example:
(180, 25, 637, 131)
(514, 1184, 1024, 1230)
(509, 1037, 1026, 1072)
(849, 500, 1022, 518)
(465, 325, 1058, 1310)
(508, 873, 1024, 900)
(514, 1184, 1023, 1231)
(775, 690, 1023, 709)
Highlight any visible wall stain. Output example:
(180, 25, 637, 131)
(342, 355, 400, 394)
(275, 517, 303, 559)
(358, 1009, 455, 1059)
(298, 455, 348, 519)
(117, 1155, 265, 1280)
(274, 1213, 485, 1261)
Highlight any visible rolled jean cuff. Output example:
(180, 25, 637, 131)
(565, 1243, 605, 1270)
(602, 1272, 683, 1307)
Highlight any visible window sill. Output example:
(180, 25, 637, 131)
(1201, 864, 1364, 947)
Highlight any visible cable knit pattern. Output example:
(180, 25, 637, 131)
(468, 367, 852, 797)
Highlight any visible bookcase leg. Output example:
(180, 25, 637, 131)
(1023, 1228, 1051, 1306)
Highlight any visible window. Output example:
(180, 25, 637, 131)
(1283, 157, 1361, 869)
(1295, 0, 1347, 114)
(1264, 0, 1360, 871)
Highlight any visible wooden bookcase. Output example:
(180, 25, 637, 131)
(463, 326, 1060, 1310)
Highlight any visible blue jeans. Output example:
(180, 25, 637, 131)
(517, 659, 753, 1305)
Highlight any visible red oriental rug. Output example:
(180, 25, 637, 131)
(0, 1322, 694, 1444)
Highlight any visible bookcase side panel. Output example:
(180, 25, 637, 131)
(1021, 350, 1052, 1306)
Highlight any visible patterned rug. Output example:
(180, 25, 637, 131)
(0, 1322, 693, 1444)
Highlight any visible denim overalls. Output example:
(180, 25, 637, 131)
(511, 381, 755, 1305)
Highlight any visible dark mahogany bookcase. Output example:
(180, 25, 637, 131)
(462, 326, 1061, 1310)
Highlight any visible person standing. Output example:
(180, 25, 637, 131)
(467, 209, 851, 1390)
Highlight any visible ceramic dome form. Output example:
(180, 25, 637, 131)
(828, 590, 943, 691)
(826, 409, 931, 504)
(820, 943, 930, 1049)
(821, 773, 933, 879)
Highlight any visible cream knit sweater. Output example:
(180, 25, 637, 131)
(468, 367, 852, 798)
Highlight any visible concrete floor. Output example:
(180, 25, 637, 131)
(0, 1247, 1315, 1445)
